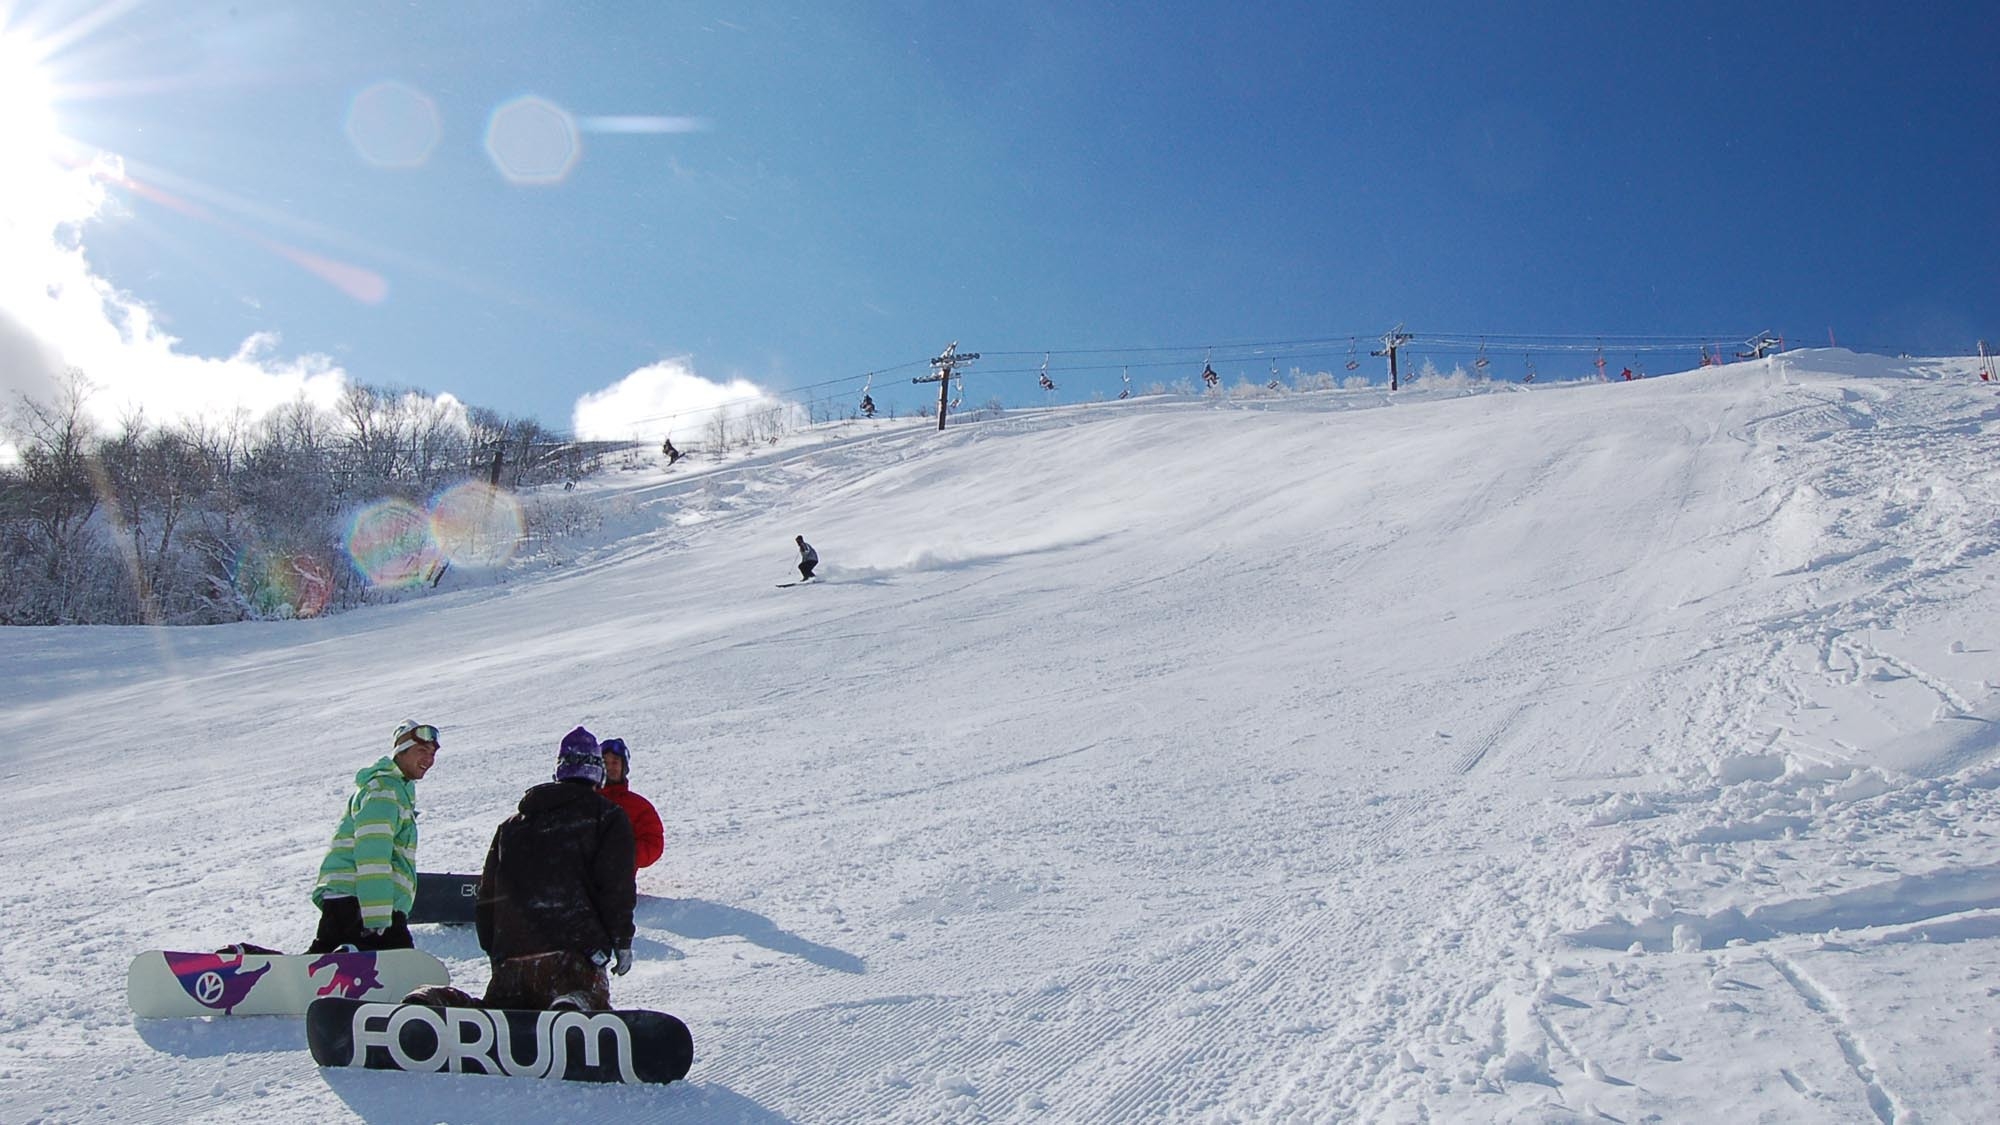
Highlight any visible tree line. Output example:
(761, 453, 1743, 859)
(0, 370, 598, 625)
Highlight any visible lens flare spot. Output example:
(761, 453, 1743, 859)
(428, 481, 524, 568)
(485, 95, 580, 185)
(270, 242, 390, 304)
(578, 115, 712, 135)
(234, 546, 333, 618)
(346, 498, 440, 589)
(346, 80, 442, 169)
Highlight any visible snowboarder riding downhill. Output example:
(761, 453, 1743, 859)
(795, 535, 818, 582)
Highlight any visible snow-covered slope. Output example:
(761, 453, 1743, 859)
(3, 352, 1997, 1123)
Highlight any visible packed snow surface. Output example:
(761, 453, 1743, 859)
(3, 351, 1998, 1123)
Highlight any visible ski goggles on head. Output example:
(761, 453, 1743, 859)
(599, 738, 627, 759)
(394, 722, 441, 749)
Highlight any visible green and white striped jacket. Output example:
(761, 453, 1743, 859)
(312, 756, 419, 930)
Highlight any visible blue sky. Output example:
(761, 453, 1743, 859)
(2, 1, 1994, 436)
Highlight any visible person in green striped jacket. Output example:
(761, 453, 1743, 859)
(305, 719, 440, 953)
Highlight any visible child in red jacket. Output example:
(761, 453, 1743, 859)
(597, 738, 664, 872)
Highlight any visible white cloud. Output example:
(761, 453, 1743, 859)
(572, 357, 781, 441)
(0, 132, 351, 436)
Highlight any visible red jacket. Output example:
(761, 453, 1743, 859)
(600, 782, 664, 870)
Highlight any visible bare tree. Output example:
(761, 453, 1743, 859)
(96, 411, 194, 621)
(2, 369, 106, 623)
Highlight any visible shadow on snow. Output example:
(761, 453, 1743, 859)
(637, 896, 865, 975)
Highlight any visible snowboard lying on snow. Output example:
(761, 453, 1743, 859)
(307, 996, 694, 1084)
(127, 948, 450, 1017)
(409, 872, 480, 925)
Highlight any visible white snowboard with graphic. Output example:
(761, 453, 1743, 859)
(127, 949, 450, 1017)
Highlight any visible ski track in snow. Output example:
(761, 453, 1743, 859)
(3, 354, 2000, 1122)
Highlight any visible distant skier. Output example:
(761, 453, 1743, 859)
(860, 394, 876, 419)
(796, 535, 818, 582)
(598, 737, 664, 873)
(662, 437, 682, 465)
(476, 727, 636, 1012)
(307, 720, 439, 954)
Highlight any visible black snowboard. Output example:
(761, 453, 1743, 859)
(307, 996, 693, 1085)
(408, 873, 479, 925)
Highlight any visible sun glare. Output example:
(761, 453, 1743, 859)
(0, 30, 63, 163)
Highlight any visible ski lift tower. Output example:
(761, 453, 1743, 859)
(1739, 331, 1783, 360)
(1371, 324, 1415, 391)
(914, 341, 979, 431)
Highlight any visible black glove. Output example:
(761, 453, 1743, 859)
(612, 947, 633, 976)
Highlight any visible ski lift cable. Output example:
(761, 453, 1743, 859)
(980, 344, 1359, 371)
(969, 347, 1363, 380)
(1422, 329, 1745, 342)
(980, 334, 1368, 360)
(923, 329, 1737, 376)
(1418, 334, 1736, 351)
(614, 322, 1756, 434)
(980, 331, 1743, 369)
(976, 330, 1741, 382)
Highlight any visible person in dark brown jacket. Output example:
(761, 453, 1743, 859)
(475, 726, 637, 1011)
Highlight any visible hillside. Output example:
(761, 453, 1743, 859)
(2, 351, 1997, 1123)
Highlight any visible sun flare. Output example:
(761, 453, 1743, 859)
(0, 29, 63, 163)
(0, 23, 106, 234)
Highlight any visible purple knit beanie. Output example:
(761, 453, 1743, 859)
(553, 726, 605, 787)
